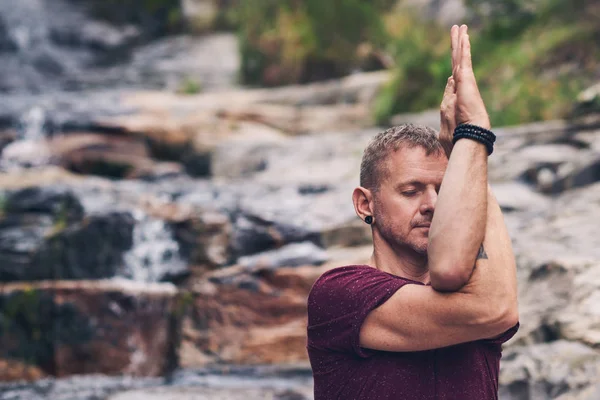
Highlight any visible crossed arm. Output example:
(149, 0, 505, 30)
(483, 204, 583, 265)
(359, 25, 518, 352)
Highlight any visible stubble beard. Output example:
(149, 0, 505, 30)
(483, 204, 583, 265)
(375, 213, 428, 256)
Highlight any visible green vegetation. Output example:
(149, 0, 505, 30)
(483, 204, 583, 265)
(232, 0, 600, 126)
(375, 0, 600, 126)
(0, 193, 6, 218)
(237, 0, 392, 86)
(0, 290, 54, 367)
(373, 11, 451, 124)
(177, 77, 203, 95)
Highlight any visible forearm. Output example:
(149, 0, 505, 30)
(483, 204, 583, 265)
(428, 139, 488, 291)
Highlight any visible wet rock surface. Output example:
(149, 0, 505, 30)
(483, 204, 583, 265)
(0, 281, 179, 380)
(1, 1, 600, 397)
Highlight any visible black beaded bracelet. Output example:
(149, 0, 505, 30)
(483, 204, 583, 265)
(457, 124, 496, 143)
(452, 124, 496, 155)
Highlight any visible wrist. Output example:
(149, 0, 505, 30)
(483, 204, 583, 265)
(466, 117, 491, 131)
(453, 124, 496, 155)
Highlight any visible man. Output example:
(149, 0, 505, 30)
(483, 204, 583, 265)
(306, 25, 519, 399)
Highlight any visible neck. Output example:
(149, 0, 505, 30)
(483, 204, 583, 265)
(369, 236, 430, 284)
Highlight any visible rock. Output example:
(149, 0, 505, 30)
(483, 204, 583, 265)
(238, 241, 328, 271)
(109, 387, 313, 400)
(553, 262, 600, 347)
(230, 214, 321, 259)
(181, 0, 220, 32)
(50, 19, 140, 54)
(257, 70, 390, 107)
(1, 133, 186, 180)
(0, 359, 46, 382)
(401, 0, 467, 26)
(0, 280, 179, 380)
(490, 182, 552, 212)
(0, 129, 16, 154)
(390, 109, 441, 129)
(573, 129, 600, 153)
(0, 16, 18, 52)
(0, 166, 82, 189)
(171, 210, 231, 270)
(75, 0, 183, 39)
(489, 142, 590, 184)
(4, 186, 84, 220)
(550, 156, 600, 193)
(212, 129, 374, 183)
(507, 185, 600, 346)
(499, 341, 600, 400)
(0, 186, 136, 281)
(575, 81, 600, 115)
(180, 265, 323, 367)
(0, 139, 54, 170)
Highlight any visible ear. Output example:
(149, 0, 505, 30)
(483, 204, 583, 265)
(352, 186, 374, 223)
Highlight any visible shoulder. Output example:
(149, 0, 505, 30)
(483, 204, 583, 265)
(308, 265, 391, 300)
(307, 265, 409, 324)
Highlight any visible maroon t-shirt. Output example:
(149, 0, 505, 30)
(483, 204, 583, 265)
(306, 265, 518, 400)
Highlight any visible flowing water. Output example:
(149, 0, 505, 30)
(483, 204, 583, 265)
(0, 1, 285, 397)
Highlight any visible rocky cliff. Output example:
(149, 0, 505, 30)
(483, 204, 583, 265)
(1, 1, 600, 399)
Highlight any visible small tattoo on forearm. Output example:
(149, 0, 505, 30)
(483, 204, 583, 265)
(477, 245, 488, 260)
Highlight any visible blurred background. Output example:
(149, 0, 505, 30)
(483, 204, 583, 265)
(0, 0, 599, 399)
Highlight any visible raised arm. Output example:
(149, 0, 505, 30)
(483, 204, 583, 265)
(427, 24, 492, 291)
(359, 25, 518, 352)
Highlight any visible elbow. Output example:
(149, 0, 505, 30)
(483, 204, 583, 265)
(484, 299, 520, 337)
(498, 301, 520, 331)
(430, 264, 472, 292)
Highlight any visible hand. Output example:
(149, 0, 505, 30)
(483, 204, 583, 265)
(451, 25, 490, 129)
(439, 76, 457, 157)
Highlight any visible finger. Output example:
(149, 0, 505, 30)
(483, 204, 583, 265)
(451, 25, 459, 75)
(444, 76, 456, 95)
(460, 33, 473, 71)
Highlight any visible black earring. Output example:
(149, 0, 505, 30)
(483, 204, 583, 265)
(364, 216, 373, 225)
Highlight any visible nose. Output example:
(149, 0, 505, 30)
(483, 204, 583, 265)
(419, 187, 438, 215)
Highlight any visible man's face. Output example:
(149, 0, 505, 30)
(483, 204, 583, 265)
(372, 145, 448, 255)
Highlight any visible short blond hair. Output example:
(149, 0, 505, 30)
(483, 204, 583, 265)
(360, 124, 443, 191)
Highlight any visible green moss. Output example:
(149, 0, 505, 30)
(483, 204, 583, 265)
(177, 77, 203, 95)
(0, 289, 54, 366)
(173, 291, 195, 319)
(0, 193, 6, 218)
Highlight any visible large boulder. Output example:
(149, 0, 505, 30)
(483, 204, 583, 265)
(0, 280, 179, 380)
(500, 341, 600, 400)
(180, 265, 325, 367)
(0, 186, 136, 282)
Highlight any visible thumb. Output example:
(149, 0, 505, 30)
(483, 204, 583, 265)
(444, 77, 456, 96)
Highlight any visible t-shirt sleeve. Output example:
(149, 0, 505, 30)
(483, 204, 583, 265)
(484, 322, 520, 345)
(307, 266, 411, 358)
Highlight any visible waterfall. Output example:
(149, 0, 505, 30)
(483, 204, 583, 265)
(121, 210, 188, 282)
